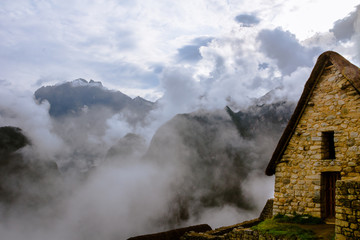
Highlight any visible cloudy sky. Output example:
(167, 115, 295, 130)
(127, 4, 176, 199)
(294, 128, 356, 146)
(1, 2, 360, 238)
(1, 0, 359, 104)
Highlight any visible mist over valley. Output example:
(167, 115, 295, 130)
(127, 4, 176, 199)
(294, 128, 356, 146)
(0, 79, 295, 239)
(1, 1, 359, 239)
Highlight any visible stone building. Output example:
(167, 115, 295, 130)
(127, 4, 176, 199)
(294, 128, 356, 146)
(265, 51, 360, 221)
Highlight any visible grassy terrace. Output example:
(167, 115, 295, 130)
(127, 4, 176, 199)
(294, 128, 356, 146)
(182, 213, 335, 239)
(252, 214, 334, 240)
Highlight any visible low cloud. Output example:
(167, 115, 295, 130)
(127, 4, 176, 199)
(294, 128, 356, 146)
(1, 2, 360, 240)
(185, 205, 256, 229)
(0, 87, 63, 159)
(59, 163, 174, 239)
(159, 66, 201, 115)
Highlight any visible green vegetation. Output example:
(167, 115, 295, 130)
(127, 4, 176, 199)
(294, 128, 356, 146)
(252, 219, 316, 239)
(251, 214, 323, 240)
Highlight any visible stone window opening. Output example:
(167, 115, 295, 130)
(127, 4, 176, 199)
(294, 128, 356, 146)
(322, 131, 335, 159)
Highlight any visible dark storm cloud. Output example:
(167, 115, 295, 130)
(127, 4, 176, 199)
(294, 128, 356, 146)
(177, 37, 213, 62)
(234, 14, 260, 27)
(330, 5, 359, 41)
(257, 27, 321, 75)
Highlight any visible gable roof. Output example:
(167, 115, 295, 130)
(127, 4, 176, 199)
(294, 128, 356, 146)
(266, 51, 360, 176)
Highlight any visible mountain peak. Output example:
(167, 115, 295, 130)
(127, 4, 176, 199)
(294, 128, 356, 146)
(70, 78, 103, 88)
(133, 96, 145, 101)
(34, 80, 155, 117)
(70, 78, 88, 87)
(132, 96, 155, 107)
(89, 79, 103, 87)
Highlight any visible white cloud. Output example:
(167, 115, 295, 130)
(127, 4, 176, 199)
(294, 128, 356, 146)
(60, 163, 174, 239)
(1, 2, 360, 238)
(1, 0, 359, 101)
(0, 86, 63, 159)
(257, 27, 321, 75)
(185, 205, 256, 229)
(331, 6, 359, 42)
(268, 0, 360, 40)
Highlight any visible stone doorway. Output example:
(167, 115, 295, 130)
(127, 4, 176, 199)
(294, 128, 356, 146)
(321, 172, 340, 220)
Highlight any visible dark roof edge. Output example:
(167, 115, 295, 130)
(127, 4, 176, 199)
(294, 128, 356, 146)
(265, 51, 360, 176)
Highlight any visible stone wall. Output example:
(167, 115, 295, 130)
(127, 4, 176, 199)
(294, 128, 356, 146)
(225, 228, 296, 240)
(182, 199, 276, 240)
(273, 64, 360, 217)
(182, 226, 298, 240)
(335, 179, 360, 239)
(181, 218, 261, 240)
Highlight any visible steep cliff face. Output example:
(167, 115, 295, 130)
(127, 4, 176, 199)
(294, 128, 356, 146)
(146, 110, 251, 223)
(0, 126, 29, 156)
(105, 133, 147, 164)
(0, 126, 60, 210)
(145, 101, 294, 225)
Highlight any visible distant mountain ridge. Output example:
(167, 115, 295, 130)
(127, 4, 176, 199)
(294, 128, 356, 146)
(34, 79, 156, 118)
